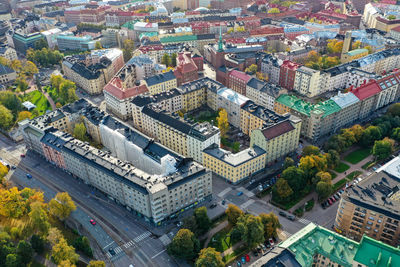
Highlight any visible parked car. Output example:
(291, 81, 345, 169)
(11, 165, 16, 170)
(20, 154, 25, 158)
(26, 173, 32, 179)
(90, 219, 96, 225)
(237, 191, 243, 196)
(245, 254, 250, 262)
(256, 246, 262, 254)
(260, 243, 267, 252)
(241, 256, 246, 264)
(287, 215, 296, 221)
(268, 238, 275, 246)
(330, 197, 336, 203)
(237, 261, 241, 267)
(253, 250, 258, 257)
(328, 199, 333, 205)
(321, 202, 327, 209)
(279, 211, 286, 217)
(210, 203, 217, 209)
(333, 194, 340, 201)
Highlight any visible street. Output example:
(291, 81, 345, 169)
(0, 134, 177, 267)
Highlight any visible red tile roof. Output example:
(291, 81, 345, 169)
(351, 80, 382, 100)
(262, 121, 295, 140)
(104, 77, 148, 100)
(229, 70, 251, 82)
(391, 25, 400, 33)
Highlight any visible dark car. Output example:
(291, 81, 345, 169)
(257, 246, 262, 254)
(279, 211, 286, 217)
(321, 202, 327, 209)
(11, 165, 16, 170)
(330, 197, 336, 203)
(109, 248, 116, 256)
(287, 215, 296, 221)
(222, 200, 226, 205)
(253, 250, 258, 257)
(26, 173, 32, 179)
(237, 261, 241, 267)
(210, 203, 217, 209)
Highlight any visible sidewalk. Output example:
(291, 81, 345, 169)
(221, 241, 243, 257)
(43, 91, 57, 110)
(202, 220, 228, 248)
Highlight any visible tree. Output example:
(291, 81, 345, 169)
(245, 64, 258, 74)
(216, 108, 229, 137)
(16, 240, 33, 265)
(87, 261, 106, 267)
(48, 192, 76, 221)
(230, 221, 246, 244)
(259, 213, 281, 238)
(72, 236, 92, 257)
(268, 8, 280, 13)
(34, 39, 48, 50)
(361, 126, 382, 147)
(0, 91, 22, 114)
(58, 260, 77, 267)
(316, 181, 332, 200)
(388, 15, 396, 20)
(272, 178, 293, 201)
(352, 40, 362, 50)
(195, 247, 224, 267)
(0, 104, 13, 130)
(283, 157, 295, 169)
(372, 138, 394, 160)
(225, 204, 244, 227)
(29, 201, 50, 235)
(299, 154, 328, 180)
(194, 207, 210, 234)
(122, 39, 134, 62)
(171, 53, 177, 67)
(22, 61, 38, 78)
(327, 39, 343, 54)
(302, 145, 320, 156)
(47, 227, 63, 246)
(0, 187, 28, 218)
(52, 238, 79, 265)
(350, 124, 364, 142)
(16, 77, 29, 92)
(17, 111, 31, 122)
(161, 53, 172, 66)
(312, 171, 331, 186)
(388, 103, 400, 117)
(182, 216, 199, 236)
(167, 229, 200, 260)
(392, 127, 400, 142)
(95, 41, 103, 50)
(325, 149, 340, 169)
(73, 123, 88, 142)
(30, 234, 45, 254)
(281, 166, 306, 192)
(238, 214, 264, 249)
(5, 254, 20, 267)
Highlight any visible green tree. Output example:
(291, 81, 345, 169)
(361, 126, 382, 147)
(259, 213, 281, 238)
(48, 192, 76, 221)
(52, 238, 79, 265)
(72, 236, 92, 257)
(194, 207, 210, 235)
(268, 8, 280, 13)
(29, 201, 50, 235)
(230, 222, 246, 244)
(299, 154, 328, 181)
(87, 261, 106, 267)
(167, 229, 200, 260)
(171, 53, 177, 67)
(391, 127, 400, 142)
(195, 247, 224, 267)
(325, 149, 340, 169)
(0, 91, 22, 114)
(22, 61, 38, 78)
(225, 204, 244, 227)
(182, 216, 199, 236)
(216, 108, 229, 137)
(0, 104, 14, 130)
(312, 171, 332, 186)
(73, 123, 88, 142)
(388, 103, 400, 117)
(161, 53, 172, 66)
(316, 181, 332, 200)
(34, 39, 48, 50)
(16, 77, 29, 92)
(372, 138, 394, 160)
(16, 240, 33, 265)
(30, 234, 45, 254)
(5, 254, 20, 267)
(281, 166, 306, 192)
(283, 157, 295, 169)
(95, 41, 103, 50)
(245, 64, 258, 74)
(238, 214, 264, 249)
(122, 39, 134, 62)
(272, 178, 293, 202)
(388, 15, 396, 20)
(302, 145, 320, 156)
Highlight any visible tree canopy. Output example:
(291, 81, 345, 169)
(48, 192, 76, 221)
(195, 247, 224, 267)
(167, 229, 200, 260)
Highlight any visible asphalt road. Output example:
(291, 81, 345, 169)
(0, 134, 177, 267)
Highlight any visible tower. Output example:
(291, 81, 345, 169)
(342, 31, 353, 55)
(218, 25, 223, 52)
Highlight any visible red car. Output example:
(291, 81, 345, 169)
(20, 154, 25, 158)
(90, 219, 96, 225)
(328, 199, 333, 205)
(245, 254, 250, 262)
(330, 197, 336, 203)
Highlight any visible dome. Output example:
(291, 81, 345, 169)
(195, 7, 209, 11)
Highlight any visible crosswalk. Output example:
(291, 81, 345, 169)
(123, 240, 137, 249)
(298, 218, 312, 225)
(281, 231, 292, 238)
(105, 246, 123, 259)
(133, 231, 151, 243)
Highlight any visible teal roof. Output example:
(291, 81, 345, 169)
(275, 94, 341, 118)
(279, 223, 359, 267)
(13, 32, 43, 43)
(121, 20, 140, 30)
(139, 32, 158, 39)
(160, 35, 197, 43)
(354, 236, 400, 267)
(347, 48, 369, 56)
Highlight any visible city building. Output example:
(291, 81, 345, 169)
(350, 80, 382, 120)
(41, 28, 62, 49)
(144, 71, 177, 95)
(293, 66, 321, 97)
(335, 155, 400, 247)
(246, 78, 282, 111)
(279, 60, 301, 91)
(227, 70, 252, 96)
(64, 4, 110, 25)
(173, 51, 203, 86)
(0, 45, 17, 61)
(11, 31, 45, 55)
(202, 143, 266, 184)
(260, 53, 282, 85)
(62, 49, 124, 95)
(56, 32, 96, 51)
(251, 223, 400, 267)
(215, 87, 250, 128)
(0, 63, 16, 84)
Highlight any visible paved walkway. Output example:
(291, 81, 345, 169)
(43, 91, 57, 110)
(288, 146, 374, 213)
(202, 220, 228, 248)
(221, 241, 243, 257)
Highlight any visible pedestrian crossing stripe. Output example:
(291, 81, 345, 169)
(114, 247, 122, 253)
(123, 241, 136, 248)
(106, 252, 111, 258)
(298, 218, 311, 225)
(282, 231, 291, 238)
(133, 231, 151, 243)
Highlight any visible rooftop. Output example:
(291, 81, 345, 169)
(217, 87, 250, 106)
(144, 71, 176, 86)
(0, 63, 14, 75)
(351, 80, 382, 100)
(330, 92, 360, 109)
(354, 235, 400, 267)
(346, 48, 369, 56)
(203, 144, 265, 167)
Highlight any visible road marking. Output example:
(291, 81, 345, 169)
(114, 246, 123, 254)
(240, 199, 255, 209)
(298, 218, 311, 225)
(103, 241, 114, 250)
(133, 231, 151, 243)
(123, 240, 136, 248)
(106, 252, 112, 258)
(282, 231, 292, 238)
(151, 249, 166, 259)
(218, 187, 232, 198)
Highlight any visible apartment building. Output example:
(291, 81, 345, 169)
(251, 223, 400, 267)
(350, 81, 382, 120)
(249, 114, 301, 164)
(64, 4, 110, 25)
(202, 143, 266, 184)
(56, 33, 96, 51)
(0, 46, 17, 61)
(144, 71, 177, 95)
(246, 78, 282, 111)
(330, 92, 362, 129)
(293, 66, 321, 97)
(279, 60, 300, 91)
(174, 52, 202, 86)
(260, 53, 282, 85)
(215, 87, 250, 128)
(227, 70, 252, 96)
(0, 64, 16, 84)
(62, 49, 124, 95)
(335, 156, 400, 247)
(11, 31, 45, 55)
(376, 73, 400, 110)
(177, 78, 209, 112)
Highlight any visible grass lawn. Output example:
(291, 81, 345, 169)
(362, 160, 376, 170)
(208, 227, 235, 253)
(22, 91, 51, 116)
(334, 162, 350, 173)
(333, 178, 347, 192)
(328, 170, 337, 179)
(344, 148, 371, 164)
(223, 244, 247, 264)
(346, 170, 362, 181)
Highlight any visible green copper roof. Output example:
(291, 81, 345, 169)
(139, 32, 158, 39)
(280, 223, 359, 267)
(347, 48, 369, 56)
(121, 20, 140, 30)
(354, 236, 400, 267)
(275, 94, 341, 118)
(160, 34, 197, 43)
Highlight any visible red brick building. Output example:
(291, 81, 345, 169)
(65, 3, 110, 25)
(174, 52, 202, 86)
(279, 60, 300, 90)
(227, 70, 252, 95)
